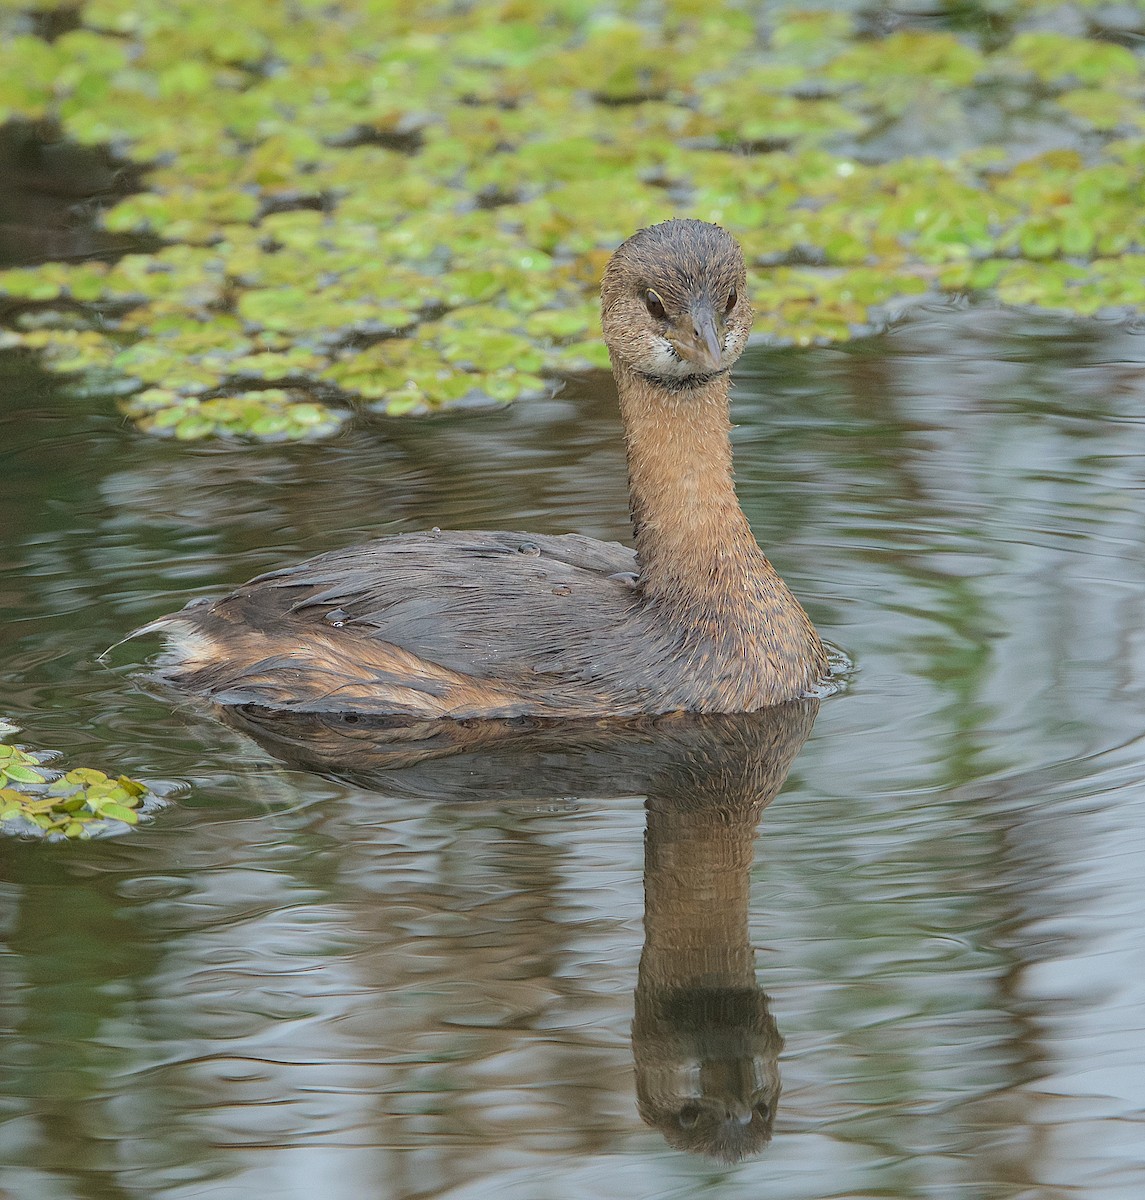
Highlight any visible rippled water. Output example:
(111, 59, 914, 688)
(2, 307, 1144, 1199)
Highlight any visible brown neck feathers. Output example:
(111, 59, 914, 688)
(616, 362, 771, 609)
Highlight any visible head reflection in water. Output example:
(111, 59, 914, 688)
(218, 697, 817, 1163)
(633, 982, 782, 1161)
(632, 699, 815, 1161)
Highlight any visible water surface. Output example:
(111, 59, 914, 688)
(2, 307, 1144, 1198)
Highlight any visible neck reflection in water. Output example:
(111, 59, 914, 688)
(221, 697, 817, 1163)
(634, 701, 814, 1161)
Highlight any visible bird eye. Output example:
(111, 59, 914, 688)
(677, 1103, 703, 1129)
(644, 289, 667, 320)
(725, 286, 738, 315)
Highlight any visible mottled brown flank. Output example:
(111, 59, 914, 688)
(138, 220, 828, 717)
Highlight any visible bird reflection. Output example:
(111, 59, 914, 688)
(633, 702, 813, 1161)
(220, 697, 817, 1162)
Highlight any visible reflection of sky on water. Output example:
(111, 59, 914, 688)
(1, 308, 1144, 1197)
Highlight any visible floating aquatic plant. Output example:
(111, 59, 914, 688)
(0, 718, 161, 839)
(0, 0, 1142, 437)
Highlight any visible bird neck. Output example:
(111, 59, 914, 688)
(640, 791, 759, 987)
(616, 362, 768, 608)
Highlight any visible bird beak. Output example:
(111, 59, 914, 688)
(669, 302, 726, 372)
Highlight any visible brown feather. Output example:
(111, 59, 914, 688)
(137, 220, 828, 717)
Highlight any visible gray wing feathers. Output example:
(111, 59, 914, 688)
(238, 530, 641, 680)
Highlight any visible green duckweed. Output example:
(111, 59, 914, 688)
(0, 718, 161, 839)
(0, 0, 1141, 438)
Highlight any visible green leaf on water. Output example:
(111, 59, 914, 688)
(65, 767, 109, 785)
(4, 764, 46, 785)
(98, 803, 140, 824)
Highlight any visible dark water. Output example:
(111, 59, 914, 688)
(2, 307, 1144, 1198)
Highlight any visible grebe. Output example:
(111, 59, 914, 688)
(138, 219, 827, 716)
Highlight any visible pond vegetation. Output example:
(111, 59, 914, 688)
(0, 0, 1142, 437)
(0, 717, 158, 837)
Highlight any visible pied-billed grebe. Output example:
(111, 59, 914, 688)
(138, 219, 828, 717)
